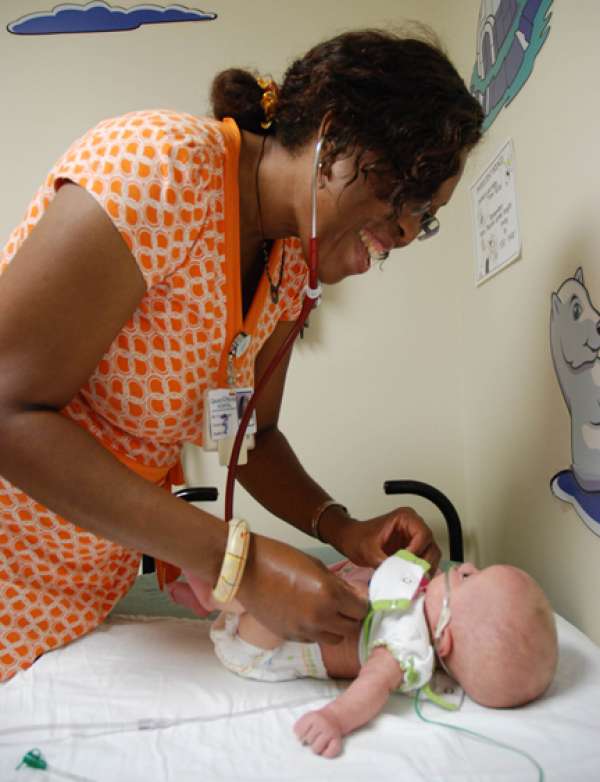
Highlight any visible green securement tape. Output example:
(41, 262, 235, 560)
(393, 550, 431, 572)
(403, 657, 419, 687)
(370, 598, 412, 612)
(420, 683, 460, 711)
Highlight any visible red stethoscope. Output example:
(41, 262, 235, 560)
(223, 136, 325, 520)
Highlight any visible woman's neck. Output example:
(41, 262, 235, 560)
(238, 130, 300, 248)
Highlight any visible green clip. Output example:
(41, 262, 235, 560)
(17, 748, 48, 770)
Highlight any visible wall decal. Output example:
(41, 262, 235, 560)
(470, 0, 553, 130)
(7, 2, 216, 35)
(550, 268, 600, 537)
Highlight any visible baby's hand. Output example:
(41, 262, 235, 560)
(294, 709, 343, 758)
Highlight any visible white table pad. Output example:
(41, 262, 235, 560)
(1, 613, 599, 782)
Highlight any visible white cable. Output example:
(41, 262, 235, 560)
(0, 694, 331, 746)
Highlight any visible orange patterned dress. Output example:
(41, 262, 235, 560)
(0, 111, 308, 682)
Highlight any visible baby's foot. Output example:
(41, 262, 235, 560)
(294, 709, 343, 758)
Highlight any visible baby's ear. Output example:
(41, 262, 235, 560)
(435, 627, 453, 659)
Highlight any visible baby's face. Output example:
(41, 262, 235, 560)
(424, 562, 512, 637)
(424, 563, 556, 706)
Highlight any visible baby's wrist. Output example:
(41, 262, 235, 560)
(319, 703, 345, 735)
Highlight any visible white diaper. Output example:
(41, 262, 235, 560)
(209, 612, 328, 682)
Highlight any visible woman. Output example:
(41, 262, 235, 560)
(0, 29, 483, 682)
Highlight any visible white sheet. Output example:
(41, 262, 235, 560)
(1, 613, 599, 782)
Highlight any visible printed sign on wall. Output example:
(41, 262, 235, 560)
(7, 2, 216, 35)
(471, 138, 521, 285)
(470, 0, 553, 130)
(550, 268, 600, 537)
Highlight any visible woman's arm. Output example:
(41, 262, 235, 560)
(0, 183, 364, 644)
(235, 320, 353, 540)
(0, 183, 228, 579)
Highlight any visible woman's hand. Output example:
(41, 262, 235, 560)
(330, 507, 441, 572)
(236, 534, 367, 645)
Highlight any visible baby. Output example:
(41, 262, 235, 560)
(169, 551, 558, 758)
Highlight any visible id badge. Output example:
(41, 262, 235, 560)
(203, 387, 257, 451)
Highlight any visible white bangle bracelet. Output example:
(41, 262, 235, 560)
(310, 500, 348, 543)
(212, 518, 251, 604)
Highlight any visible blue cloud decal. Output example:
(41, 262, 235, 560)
(8, 2, 217, 35)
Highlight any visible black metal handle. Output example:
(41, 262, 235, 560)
(174, 487, 219, 503)
(383, 480, 463, 562)
(141, 486, 219, 573)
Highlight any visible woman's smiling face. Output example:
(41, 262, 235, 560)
(312, 149, 465, 284)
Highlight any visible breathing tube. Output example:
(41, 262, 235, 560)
(223, 136, 324, 521)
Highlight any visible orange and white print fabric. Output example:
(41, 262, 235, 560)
(0, 111, 308, 682)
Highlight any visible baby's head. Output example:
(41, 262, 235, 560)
(424, 562, 557, 708)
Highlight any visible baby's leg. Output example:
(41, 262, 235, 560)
(167, 571, 244, 617)
(171, 570, 284, 651)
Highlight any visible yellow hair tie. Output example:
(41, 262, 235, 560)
(257, 76, 279, 129)
(212, 518, 251, 604)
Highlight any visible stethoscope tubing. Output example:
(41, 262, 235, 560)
(223, 136, 324, 521)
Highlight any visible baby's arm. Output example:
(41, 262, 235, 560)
(294, 646, 403, 758)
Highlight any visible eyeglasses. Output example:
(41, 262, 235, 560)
(417, 212, 440, 241)
(409, 201, 440, 242)
(364, 170, 441, 242)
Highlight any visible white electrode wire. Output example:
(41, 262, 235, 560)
(6, 694, 545, 782)
(0, 694, 332, 746)
(47, 769, 93, 782)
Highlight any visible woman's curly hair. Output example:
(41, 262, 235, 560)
(211, 28, 484, 209)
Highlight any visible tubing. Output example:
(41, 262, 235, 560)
(224, 288, 317, 521)
(223, 139, 323, 522)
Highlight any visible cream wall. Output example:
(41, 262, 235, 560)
(435, 0, 600, 644)
(2, 2, 597, 642)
